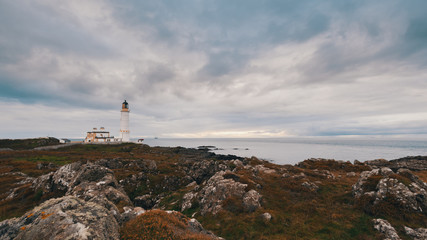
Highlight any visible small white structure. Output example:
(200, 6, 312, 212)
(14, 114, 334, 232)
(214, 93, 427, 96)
(84, 127, 119, 143)
(119, 100, 130, 142)
(59, 138, 71, 144)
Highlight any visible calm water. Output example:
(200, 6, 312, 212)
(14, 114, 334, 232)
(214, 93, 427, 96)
(141, 137, 427, 165)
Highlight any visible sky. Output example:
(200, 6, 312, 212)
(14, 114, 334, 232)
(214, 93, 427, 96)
(1, 0, 427, 139)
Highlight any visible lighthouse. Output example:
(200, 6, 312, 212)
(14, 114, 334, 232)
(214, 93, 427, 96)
(119, 100, 130, 142)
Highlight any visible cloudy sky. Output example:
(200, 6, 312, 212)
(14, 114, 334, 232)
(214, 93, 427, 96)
(1, 0, 427, 139)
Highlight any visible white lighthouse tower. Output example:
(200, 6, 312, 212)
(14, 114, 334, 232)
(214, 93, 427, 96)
(119, 100, 130, 142)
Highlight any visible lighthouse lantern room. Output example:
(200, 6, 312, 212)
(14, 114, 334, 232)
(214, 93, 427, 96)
(119, 100, 130, 142)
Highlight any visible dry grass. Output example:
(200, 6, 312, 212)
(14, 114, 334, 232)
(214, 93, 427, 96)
(1, 143, 426, 239)
(120, 210, 214, 240)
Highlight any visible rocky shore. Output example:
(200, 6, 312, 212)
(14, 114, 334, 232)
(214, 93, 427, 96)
(0, 142, 426, 239)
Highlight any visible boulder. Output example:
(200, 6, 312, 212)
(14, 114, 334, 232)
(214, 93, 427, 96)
(198, 171, 247, 215)
(352, 168, 427, 213)
(404, 226, 427, 240)
(0, 196, 120, 240)
(32, 162, 132, 208)
(242, 190, 262, 212)
(302, 181, 319, 192)
(260, 212, 272, 222)
(372, 218, 401, 240)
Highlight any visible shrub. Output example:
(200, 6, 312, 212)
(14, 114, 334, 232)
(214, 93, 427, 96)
(120, 210, 214, 240)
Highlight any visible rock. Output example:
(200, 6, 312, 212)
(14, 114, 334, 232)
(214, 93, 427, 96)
(353, 168, 427, 213)
(346, 172, 356, 177)
(373, 218, 401, 240)
(312, 169, 335, 179)
(260, 212, 272, 222)
(352, 167, 394, 198)
(404, 226, 427, 240)
(181, 192, 197, 212)
(365, 159, 390, 169)
(232, 160, 244, 168)
(95, 158, 124, 169)
(282, 173, 291, 178)
(36, 162, 57, 170)
(354, 160, 363, 165)
(242, 190, 262, 212)
(187, 218, 221, 239)
(302, 181, 319, 192)
(51, 161, 83, 191)
(31, 162, 132, 208)
(121, 206, 146, 223)
(366, 156, 427, 171)
(198, 171, 248, 215)
(292, 172, 306, 180)
(187, 160, 231, 184)
(253, 165, 276, 175)
(134, 194, 156, 209)
(0, 196, 120, 240)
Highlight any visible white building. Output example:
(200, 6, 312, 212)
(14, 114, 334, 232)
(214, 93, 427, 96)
(119, 100, 130, 142)
(84, 127, 119, 143)
(83, 100, 131, 143)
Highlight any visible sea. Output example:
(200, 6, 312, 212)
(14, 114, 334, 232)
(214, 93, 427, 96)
(140, 137, 427, 165)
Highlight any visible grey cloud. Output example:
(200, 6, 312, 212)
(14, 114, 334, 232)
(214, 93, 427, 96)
(0, 1, 114, 63)
(2, 0, 427, 138)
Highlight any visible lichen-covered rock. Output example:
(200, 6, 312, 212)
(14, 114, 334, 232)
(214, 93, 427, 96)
(373, 218, 401, 240)
(302, 181, 319, 192)
(31, 162, 133, 209)
(198, 171, 248, 215)
(181, 192, 197, 212)
(404, 226, 427, 240)
(242, 189, 262, 212)
(187, 160, 230, 184)
(0, 196, 120, 240)
(352, 168, 427, 213)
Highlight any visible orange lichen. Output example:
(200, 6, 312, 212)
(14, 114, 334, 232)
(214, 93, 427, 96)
(26, 213, 34, 218)
(41, 212, 54, 219)
(20, 226, 26, 230)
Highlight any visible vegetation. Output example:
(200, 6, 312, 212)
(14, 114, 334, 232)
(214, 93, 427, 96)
(1, 142, 426, 239)
(120, 210, 213, 240)
(0, 137, 60, 150)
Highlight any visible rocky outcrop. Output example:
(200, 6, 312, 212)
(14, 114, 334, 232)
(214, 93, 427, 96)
(352, 167, 427, 213)
(366, 156, 427, 171)
(0, 196, 120, 240)
(198, 171, 248, 215)
(404, 226, 427, 240)
(186, 160, 231, 184)
(373, 218, 401, 240)
(181, 171, 262, 215)
(32, 162, 132, 208)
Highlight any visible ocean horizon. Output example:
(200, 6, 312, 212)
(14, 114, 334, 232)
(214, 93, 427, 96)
(134, 137, 427, 165)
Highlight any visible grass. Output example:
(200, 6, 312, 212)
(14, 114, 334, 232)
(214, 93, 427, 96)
(120, 210, 214, 240)
(0, 143, 426, 239)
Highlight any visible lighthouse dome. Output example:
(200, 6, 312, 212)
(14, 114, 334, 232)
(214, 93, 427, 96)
(122, 100, 129, 109)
